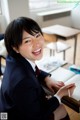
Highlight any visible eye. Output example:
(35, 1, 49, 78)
(24, 39, 32, 43)
(36, 33, 41, 38)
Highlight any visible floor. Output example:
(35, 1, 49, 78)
(64, 105, 80, 120)
(43, 34, 80, 120)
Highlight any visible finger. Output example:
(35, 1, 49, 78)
(59, 81, 65, 85)
(68, 85, 76, 97)
(66, 83, 75, 89)
(49, 87, 55, 92)
(58, 83, 64, 87)
(57, 83, 65, 87)
(68, 89, 71, 97)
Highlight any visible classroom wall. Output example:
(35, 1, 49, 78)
(71, 4, 80, 29)
(35, 12, 72, 27)
(0, 0, 72, 32)
(0, 15, 6, 33)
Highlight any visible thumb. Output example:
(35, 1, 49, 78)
(66, 83, 75, 89)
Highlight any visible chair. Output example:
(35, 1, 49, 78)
(43, 33, 71, 60)
(0, 33, 4, 40)
(0, 34, 7, 76)
(0, 55, 6, 76)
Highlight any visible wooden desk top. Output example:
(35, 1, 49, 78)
(61, 63, 80, 112)
(42, 25, 80, 38)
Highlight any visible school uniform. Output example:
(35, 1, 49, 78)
(0, 54, 60, 120)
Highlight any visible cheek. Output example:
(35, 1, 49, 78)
(19, 46, 32, 58)
(40, 38, 45, 45)
(19, 45, 31, 54)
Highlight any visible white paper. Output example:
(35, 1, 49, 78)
(65, 74, 80, 101)
(51, 67, 75, 82)
(36, 57, 67, 73)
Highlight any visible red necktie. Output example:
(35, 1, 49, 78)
(35, 66, 41, 77)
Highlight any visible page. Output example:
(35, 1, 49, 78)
(51, 67, 75, 82)
(65, 74, 80, 101)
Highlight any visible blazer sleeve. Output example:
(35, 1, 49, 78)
(38, 70, 51, 83)
(12, 78, 59, 120)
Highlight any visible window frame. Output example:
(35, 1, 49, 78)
(29, 0, 74, 13)
(0, 0, 2, 14)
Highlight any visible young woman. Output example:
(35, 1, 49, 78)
(0, 17, 75, 120)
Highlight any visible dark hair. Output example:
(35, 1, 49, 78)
(4, 17, 43, 57)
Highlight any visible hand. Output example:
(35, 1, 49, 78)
(44, 76, 65, 92)
(56, 83, 76, 99)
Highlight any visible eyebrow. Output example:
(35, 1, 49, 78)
(23, 36, 31, 40)
(23, 32, 40, 40)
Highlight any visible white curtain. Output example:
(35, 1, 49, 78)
(29, 0, 74, 11)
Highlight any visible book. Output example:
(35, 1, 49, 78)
(51, 67, 75, 82)
(51, 67, 80, 101)
(36, 56, 67, 73)
(65, 75, 80, 101)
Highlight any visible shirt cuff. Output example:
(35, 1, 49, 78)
(54, 94, 62, 104)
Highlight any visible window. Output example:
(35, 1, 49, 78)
(29, 0, 74, 12)
(0, 0, 1, 12)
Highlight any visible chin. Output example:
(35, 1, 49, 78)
(36, 54, 43, 60)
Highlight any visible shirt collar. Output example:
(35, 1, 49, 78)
(26, 59, 36, 71)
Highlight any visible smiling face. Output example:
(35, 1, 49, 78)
(14, 31, 45, 62)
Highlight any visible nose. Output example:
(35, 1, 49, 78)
(33, 36, 39, 43)
(33, 37, 40, 48)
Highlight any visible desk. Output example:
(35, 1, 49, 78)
(37, 56, 80, 113)
(62, 64, 80, 113)
(42, 25, 80, 64)
(44, 80, 80, 113)
(43, 64, 80, 113)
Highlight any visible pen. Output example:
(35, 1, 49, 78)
(68, 89, 70, 97)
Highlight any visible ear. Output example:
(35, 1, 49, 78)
(13, 47, 19, 53)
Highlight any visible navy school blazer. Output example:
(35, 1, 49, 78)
(0, 54, 60, 120)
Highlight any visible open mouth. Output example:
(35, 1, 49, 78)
(32, 48, 42, 55)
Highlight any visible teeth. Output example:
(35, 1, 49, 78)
(33, 48, 41, 53)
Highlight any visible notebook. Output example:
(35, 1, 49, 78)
(51, 67, 80, 101)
